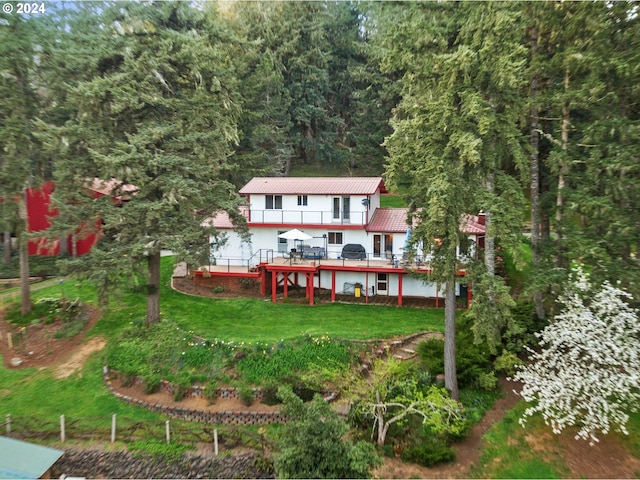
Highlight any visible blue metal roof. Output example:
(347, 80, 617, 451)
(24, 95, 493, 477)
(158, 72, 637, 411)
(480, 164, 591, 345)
(0, 436, 64, 479)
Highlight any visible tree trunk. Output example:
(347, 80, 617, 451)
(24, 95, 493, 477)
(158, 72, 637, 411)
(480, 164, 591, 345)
(3, 229, 11, 263)
(555, 68, 570, 268)
(529, 24, 545, 320)
(444, 274, 459, 400)
(18, 190, 30, 315)
(145, 251, 161, 326)
(484, 173, 495, 276)
(59, 234, 68, 256)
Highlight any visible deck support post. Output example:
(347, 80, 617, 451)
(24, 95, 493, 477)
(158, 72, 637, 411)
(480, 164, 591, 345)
(331, 271, 336, 302)
(271, 271, 277, 303)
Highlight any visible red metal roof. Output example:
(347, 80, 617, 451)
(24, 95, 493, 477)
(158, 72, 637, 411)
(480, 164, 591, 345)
(461, 214, 486, 235)
(239, 177, 387, 195)
(366, 208, 486, 235)
(366, 208, 410, 233)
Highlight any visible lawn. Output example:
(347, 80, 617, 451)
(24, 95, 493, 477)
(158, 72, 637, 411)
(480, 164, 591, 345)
(157, 258, 444, 343)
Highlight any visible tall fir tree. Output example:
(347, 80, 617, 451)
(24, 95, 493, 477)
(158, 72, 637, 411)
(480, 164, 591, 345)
(0, 12, 42, 313)
(51, 1, 245, 325)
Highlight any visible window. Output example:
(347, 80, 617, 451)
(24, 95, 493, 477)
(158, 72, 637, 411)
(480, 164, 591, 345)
(297, 195, 308, 206)
(328, 232, 343, 245)
(332, 196, 351, 222)
(265, 195, 282, 210)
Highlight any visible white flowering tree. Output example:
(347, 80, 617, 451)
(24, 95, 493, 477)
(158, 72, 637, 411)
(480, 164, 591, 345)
(513, 267, 640, 444)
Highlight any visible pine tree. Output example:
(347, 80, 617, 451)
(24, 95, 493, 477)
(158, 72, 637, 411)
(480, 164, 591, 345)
(52, 1, 245, 325)
(0, 12, 41, 313)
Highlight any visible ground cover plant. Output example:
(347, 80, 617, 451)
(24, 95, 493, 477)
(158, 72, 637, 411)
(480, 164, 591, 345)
(105, 319, 367, 395)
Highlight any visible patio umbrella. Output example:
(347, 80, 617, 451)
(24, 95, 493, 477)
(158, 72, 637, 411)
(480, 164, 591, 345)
(277, 229, 312, 241)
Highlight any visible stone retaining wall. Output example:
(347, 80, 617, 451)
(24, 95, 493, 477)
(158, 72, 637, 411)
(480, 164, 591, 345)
(103, 372, 285, 426)
(52, 448, 275, 479)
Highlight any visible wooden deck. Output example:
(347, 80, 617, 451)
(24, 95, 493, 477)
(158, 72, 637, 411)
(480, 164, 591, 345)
(197, 255, 431, 274)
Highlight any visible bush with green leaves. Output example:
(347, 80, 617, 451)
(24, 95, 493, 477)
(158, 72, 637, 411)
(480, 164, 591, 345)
(237, 334, 359, 385)
(416, 315, 493, 389)
(400, 427, 456, 467)
(274, 386, 381, 479)
(494, 350, 523, 376)
(503, 301, 547, 354)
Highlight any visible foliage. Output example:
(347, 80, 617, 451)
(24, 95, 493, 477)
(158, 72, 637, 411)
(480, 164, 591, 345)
(467, 262, 517, 354)
(416, 315, 493, 389)
(106, 319, 364, 393)
(49, 1, 246, 324)
(236, 334, 359, 385)
(0, 254, 59, 279)
(274, 386, 381, 479)
(238, 385, 255, 407)
(363, 379, 466, 447)
(494, 350, 523, 377)
(502, 301, 546, 354)
(477, 372, 498, 392)
(129, 439, 193, 463)
(400, 428, 456, 467)
(513, 267, 640, 444)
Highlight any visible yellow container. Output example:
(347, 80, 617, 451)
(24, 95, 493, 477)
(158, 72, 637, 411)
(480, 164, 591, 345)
(355, 287, 361, 298)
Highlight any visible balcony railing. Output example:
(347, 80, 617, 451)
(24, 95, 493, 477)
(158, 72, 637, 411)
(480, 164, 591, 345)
(248, 209, 366, 225)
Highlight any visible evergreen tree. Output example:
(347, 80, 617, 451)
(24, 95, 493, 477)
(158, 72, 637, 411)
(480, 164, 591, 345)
(52, 1, 245, 325)
(0, 12, 41, 313)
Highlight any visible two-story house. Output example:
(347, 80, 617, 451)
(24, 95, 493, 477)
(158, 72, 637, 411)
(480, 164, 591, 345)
(200, 177, 485, 306)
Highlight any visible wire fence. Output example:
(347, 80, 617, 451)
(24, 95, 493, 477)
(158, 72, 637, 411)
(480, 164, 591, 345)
(1, 413, 273, 453)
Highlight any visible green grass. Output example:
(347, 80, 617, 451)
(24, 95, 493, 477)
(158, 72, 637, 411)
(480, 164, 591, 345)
(380, 195, 406, 208)
(471, 402, 569, 479)
(0, 355, 163, 421)
(158, 259, 444, 343)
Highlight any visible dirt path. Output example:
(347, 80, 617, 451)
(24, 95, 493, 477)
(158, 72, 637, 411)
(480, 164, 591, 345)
(54, 336, 107, 378)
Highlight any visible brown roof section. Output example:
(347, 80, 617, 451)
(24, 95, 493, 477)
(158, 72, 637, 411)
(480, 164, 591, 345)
(203, 206, 249, 229)
(239, 177, 387, 195)
(85, 177, 138, 198)
(366, 208, 410, 233)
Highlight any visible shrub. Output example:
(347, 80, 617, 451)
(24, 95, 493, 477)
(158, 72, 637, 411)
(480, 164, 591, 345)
(204, 380, 218, 405)
(477, 371, 498, 391)
(238, 385, 255, 406)
(143, 372, 162, 394)
(494, 350, 523, 377)
(173, 377, 191, 401)
(212, 285, 224, 293)
(261, 383, 281, 406)
(274, 386, 381, 479)
(503, 301, 546, 354)
(401, 435, 455, 467)
(416, 315, 493, 389)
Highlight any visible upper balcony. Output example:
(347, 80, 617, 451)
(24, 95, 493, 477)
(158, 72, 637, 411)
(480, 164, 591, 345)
(247, 209, 368, 226)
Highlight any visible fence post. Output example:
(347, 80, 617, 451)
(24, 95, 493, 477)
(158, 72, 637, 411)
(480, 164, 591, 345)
(60, 415, 66, 443)
(7, 332, 12, 349)
(214, 429, 218, 456)
(165, 420, 170, 444)
(111, 414, 116, 443)
(5, 414, 10, 436)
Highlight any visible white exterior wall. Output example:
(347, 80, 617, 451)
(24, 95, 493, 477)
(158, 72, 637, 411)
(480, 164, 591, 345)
(247, 194, 375, 226)
(314, 270, 457, 297)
